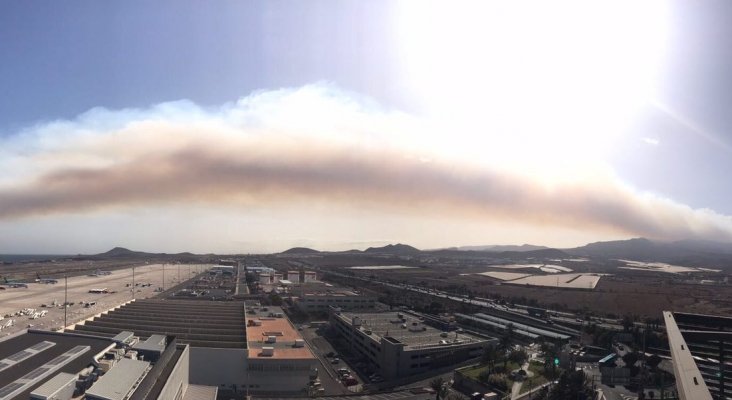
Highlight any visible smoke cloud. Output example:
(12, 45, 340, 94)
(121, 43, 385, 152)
(2, 84, 732, 242)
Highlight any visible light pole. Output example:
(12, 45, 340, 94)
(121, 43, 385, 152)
(63, 275, 68, 330)
(162, 263, 165, 291)
(132, 265, 136, 300)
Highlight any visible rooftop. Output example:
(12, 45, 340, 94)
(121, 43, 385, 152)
(245, 306, 315, 360)
(337, 311, 486, 350)
(301, 289, 363, 297)
(85, 358, 150, 400)
(0, 331, 114, 400)
(72, 299, 247, 348)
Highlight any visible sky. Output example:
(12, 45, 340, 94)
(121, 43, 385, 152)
(2, 0, 732, 254)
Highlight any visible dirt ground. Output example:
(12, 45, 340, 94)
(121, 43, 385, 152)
(0, 263, 213, 337)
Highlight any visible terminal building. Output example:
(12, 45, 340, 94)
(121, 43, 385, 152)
(329, 310, 494, 380)
(0, 329, 213, 400)
(70, 298, 317, 395)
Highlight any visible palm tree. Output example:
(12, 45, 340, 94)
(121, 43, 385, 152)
(430, 377, 446, 400)
(481, 344, 499, 373)
(499, 323, 514, 369)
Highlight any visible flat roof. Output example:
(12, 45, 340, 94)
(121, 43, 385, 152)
(182, 384, 217, 400)
(337, 311, 487, 350)
(85, 358, 150, 400)
(246, 307, 315, 360)
(30, 372, 76, 397)
(72, 299, 247, 348)
(0, 331, 113, 400)
(302, 290, 362, 297)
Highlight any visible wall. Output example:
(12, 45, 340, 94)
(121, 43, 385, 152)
(156, 345, 190, 400)
(189, 347, 249, 386)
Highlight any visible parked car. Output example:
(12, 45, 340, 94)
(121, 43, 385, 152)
(331, 358, 340, 364)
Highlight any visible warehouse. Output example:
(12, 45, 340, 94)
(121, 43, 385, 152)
(329, 310, 494, 380)
(0, 330, 209, 400)
(71, 299, 317, 394)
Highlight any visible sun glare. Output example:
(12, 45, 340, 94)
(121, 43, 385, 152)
(395, 0, 669, 178)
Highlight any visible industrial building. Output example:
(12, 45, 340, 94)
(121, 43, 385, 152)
(0, 329, 213, 400)
(295, 289, 377, 313)
(455, 313, 571, 342)
(70, 298, 317, 394)
(664, 311, 732, 400)
(245, 304, 318, 392)
(329, 310, 494, 380)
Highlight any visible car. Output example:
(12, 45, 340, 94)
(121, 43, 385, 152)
(331, 358, 340, 364)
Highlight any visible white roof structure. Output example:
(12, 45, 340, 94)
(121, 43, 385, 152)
(85, 358, 150, 400)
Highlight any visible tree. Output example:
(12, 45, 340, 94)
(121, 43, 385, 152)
(508, 349, 529, 367)
(499, 324, 514, 369)
(429, 377, 446, 400)
(481, 344, 499, 372)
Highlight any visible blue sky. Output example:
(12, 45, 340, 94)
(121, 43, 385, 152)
(2, 1, 732, 253)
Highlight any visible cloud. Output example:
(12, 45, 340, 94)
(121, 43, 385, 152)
(642, 137, 660, 146)
(2, 83, 732, 242)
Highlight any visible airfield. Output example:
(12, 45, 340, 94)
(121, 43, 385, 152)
(0, 263, 212, 337)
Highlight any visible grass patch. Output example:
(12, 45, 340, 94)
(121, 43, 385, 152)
(458, 362, 521, 381)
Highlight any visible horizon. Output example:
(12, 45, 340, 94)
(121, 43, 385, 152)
(3, 1, 732, 253)
(3, 236, 731, 257)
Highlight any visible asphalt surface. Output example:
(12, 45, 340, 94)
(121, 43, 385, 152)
(0, 264, 212, 337)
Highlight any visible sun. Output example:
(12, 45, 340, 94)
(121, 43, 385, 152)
(393, 0, 669, 177)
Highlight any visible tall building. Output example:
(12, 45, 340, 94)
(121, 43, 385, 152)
(664, 311, 731, 400)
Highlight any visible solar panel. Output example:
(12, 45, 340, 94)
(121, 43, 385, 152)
(0, 382, 24, 398)
(29, 341, 55, 351)
(6, 351, 31, 362)
(22, 367, 49, 380)
(47, 355, 70, 366)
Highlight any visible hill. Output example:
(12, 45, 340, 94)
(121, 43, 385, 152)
(363, 243, 421, 255)
(457, 244, 549, 252)
(567, 237, 732, 267)
(281, 247, 321, 255)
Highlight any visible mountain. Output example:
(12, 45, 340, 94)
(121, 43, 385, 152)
(98, 247, 150, 258)
(363, 243, 421, 255)
(568, 237, 732, 267)
(457, 244, 549, 252)
(281, 247, 321, 255)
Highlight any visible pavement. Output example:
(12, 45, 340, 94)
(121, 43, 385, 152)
(0, 263, 212, 337)
(298, 324, 353, 396)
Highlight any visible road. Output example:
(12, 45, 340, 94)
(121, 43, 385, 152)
(298, 324, 354, 396)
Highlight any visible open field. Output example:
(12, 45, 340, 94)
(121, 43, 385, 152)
(508, 273, 604, 289)
(476, 271, 532, 281)
(618, 259, 718, 274)
(348, 265, 418, 270)
(0, 263, 213, 337)
(484, 264, 573, 273)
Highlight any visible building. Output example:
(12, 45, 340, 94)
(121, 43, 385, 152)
(663, 311, 730, 400)
(0, 329, 211, 400)
(287, 271, 302, 283)
(71, 298, 316, 394)
(303, 271, 317, 283)
(245, 305, 318, 392)
(295, 289, 376, 313)
(329, 310, 494, 380)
